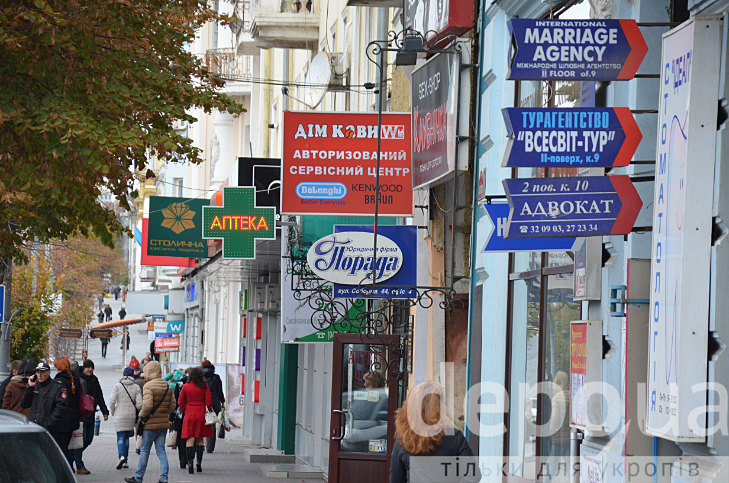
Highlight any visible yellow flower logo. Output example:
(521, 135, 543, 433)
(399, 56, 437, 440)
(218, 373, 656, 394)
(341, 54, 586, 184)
(161, 202, 196, 234)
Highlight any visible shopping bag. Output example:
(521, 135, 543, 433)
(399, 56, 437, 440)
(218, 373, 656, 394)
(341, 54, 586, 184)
(166, 430, 178, 447)
(69, 426, 84, 450)
(218, 423, 225, 439)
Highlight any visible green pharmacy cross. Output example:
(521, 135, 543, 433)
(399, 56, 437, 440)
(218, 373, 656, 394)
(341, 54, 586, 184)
(202, 187, 276, 259)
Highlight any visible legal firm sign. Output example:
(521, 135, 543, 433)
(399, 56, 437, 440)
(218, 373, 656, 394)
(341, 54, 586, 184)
(282, 111, 413, 217)
(411, 53, 459, 188)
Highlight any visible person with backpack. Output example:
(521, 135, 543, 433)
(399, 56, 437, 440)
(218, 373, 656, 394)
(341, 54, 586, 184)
(124, 361, 176, 483)
(110, 367, 143, 470)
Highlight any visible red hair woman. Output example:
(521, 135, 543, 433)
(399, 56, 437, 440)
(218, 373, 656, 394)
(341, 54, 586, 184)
(54, 357, 82, 469)
(390, 382, 479, 483)
(178, 366, 214, 474)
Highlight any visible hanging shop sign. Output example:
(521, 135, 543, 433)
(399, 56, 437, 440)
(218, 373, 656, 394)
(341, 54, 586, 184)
(501, 107, 641, 168)
(411, 53, 459, 188)
(646, 18, 721, 442)
(403, 0, 473, 43)
(54, 328, 83, 338)
(282, 111, 413, 217)
(147, 196, 210, 258)
(482, 203, 579, 252)
(507, 19, 648, 81)
(307, 226, 417, 298)
(154, 336, 180, 353)
(503, 176, 642, 237)
(89, 329, 113, 339)
(332, 225, 417, 298)
(166, 320, 185, 333)
(202, 187, 276, 259)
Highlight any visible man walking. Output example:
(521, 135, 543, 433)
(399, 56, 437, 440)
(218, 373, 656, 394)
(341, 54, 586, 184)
(20, 362, 69, 449)
(202, 360, 226, 453)
(104, 304, 113, 321)
(125, 361, 176, 483)
(73, 360, 109, 475)
(100, 337, 109, 358)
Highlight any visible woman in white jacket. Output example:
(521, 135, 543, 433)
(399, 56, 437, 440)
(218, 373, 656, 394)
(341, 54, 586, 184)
(110, 367, 142, 470)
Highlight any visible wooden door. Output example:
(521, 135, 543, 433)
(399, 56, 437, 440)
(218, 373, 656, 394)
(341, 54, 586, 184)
(328, 334, 401, 483)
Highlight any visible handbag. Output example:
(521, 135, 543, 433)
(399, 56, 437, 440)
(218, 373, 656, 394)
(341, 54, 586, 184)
(204, 409, 219, 426)
(218, 422, 226, 439)
(69, 426, 84, 450)
(78, 384, 95, 419)
(166, 430, 178, 447)
(137, 385, 170, 435)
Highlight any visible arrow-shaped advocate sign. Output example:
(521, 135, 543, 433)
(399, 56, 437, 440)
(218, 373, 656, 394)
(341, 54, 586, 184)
(503, 176, 642, 238)
(482, 203, 579, 253)
(502, 107, 642, 168)
(507, 19, 648, 81)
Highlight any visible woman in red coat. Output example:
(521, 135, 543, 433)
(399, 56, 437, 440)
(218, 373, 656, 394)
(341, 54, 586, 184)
(178, 366, 213, 474)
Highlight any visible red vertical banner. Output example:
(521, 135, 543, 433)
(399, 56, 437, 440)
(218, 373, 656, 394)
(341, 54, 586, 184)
(570, 322, 587, 427)
(255, 316, 262, 340)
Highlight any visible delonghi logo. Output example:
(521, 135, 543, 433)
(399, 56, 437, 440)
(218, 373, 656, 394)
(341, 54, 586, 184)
(307, 232, 403, 284)
(296, 182, 347, 199)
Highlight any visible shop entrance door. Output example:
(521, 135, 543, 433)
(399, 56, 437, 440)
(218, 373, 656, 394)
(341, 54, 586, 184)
(328, 334, 401, 483)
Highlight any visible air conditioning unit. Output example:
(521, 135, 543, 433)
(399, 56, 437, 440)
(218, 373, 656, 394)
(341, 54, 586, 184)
(139, 266, 156, 282)
(328, 52, 347, 89)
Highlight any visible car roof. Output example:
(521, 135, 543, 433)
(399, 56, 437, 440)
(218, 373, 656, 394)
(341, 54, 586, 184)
(0, 410, 47, 433)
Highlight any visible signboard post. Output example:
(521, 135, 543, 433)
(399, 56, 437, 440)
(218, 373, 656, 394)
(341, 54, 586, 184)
(503, 175, 642, 237)
(501, 107, 641, 168)
(411, 53, 459, 188)
(147, 196, 209, 258)
(507, 19, 648, 81)
(282, 111, 413, 217)
(0, 286, 4, 324)
(202, 187, 276, 259)
(646, 17, 721, 442)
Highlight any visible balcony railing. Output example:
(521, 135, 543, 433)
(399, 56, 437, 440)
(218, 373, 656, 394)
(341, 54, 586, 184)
(204, 49, 252, 81)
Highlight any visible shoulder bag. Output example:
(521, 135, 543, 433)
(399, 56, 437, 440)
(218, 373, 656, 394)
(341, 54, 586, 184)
(78, 383, 95, 419)
(121, 382, 140, 419)
(136, 384, 169, 436)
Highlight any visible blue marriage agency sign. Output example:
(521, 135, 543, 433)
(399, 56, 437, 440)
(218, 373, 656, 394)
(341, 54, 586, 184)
(331, 225, 417, 299)
(502, 108, 641, 168)
(503, 176, 642, 237)
(507, 19, 648, 81)
(482, 203, 578, 253)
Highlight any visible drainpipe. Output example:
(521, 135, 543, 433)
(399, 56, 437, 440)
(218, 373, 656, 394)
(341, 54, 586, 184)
(375, 8, 388, 112)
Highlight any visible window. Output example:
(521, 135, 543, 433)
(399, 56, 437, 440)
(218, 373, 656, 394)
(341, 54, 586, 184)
(173, 178, 183, 198)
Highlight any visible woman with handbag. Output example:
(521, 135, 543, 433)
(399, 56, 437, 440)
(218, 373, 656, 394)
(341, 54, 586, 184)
(110, 367, 143, 470)
(178, 367, 213, 474)
(53, 357, 83, 470)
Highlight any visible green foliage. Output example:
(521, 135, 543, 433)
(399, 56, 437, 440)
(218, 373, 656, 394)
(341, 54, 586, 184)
(11, 249, 58, 361)
(0, 0, 245, 262)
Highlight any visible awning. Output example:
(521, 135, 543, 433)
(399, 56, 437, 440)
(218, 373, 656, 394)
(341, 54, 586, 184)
(91, 318, 146, 330)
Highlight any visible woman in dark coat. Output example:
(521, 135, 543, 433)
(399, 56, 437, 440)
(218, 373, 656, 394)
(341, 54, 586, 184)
(389, 382, 480, 483)
(170, 367, 192, 468)
(53, 357, 82, 469)
(178, 366, 213, 474)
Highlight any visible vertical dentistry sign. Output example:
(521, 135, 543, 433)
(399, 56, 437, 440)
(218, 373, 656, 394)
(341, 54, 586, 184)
(282, 111, 413, 216)
(646, 18, 721, 442)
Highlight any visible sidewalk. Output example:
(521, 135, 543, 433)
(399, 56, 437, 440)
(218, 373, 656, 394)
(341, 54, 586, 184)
(77, 434, 322, 483)
(79, 297, 322, 483)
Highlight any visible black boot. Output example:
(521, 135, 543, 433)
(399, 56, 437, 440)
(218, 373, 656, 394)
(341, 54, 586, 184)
(178, 439, 187, 469)
(196, 445, 204, 473)
(186, 447, 195, 474)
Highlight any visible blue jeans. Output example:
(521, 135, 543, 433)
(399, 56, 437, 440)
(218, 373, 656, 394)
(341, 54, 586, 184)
(116, 430, 134, 459)
(135, 429, 168, 483)
(71, 421, 94, 469)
